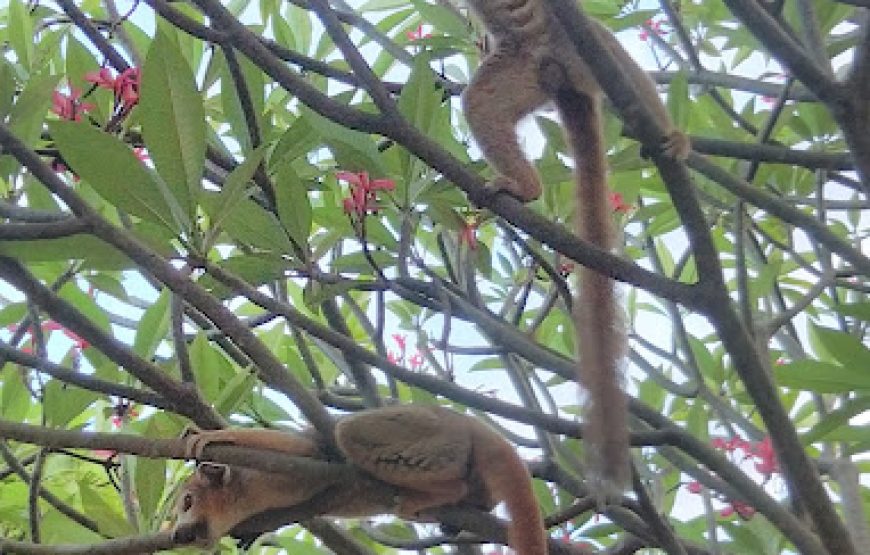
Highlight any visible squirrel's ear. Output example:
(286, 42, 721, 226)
(197, 462, 231, 487)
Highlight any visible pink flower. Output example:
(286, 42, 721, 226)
(712, 436, 750, 452)
(408, 351, 423, 370)
(338, 171, 395, 216)
(686, 481, 702, 494)
(639, 18, 667, 41)
(84, 67, 115, 89)
(406, 24, 432, 41)
(133, 147, 149, 162)
(51, 89, 94, 121)
(608, 191, 634, 213)
(721, 500, 755, 520)
(392, 333, 407, 353)
(85, 66, 140, 113)
(748, 436, 779, 477)
(114, 67, 140, 109)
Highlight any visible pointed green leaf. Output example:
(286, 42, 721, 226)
(274, 163, 311, 254)
(208, 145, 268, 234)
(48, 121, 178, 231)
(201, 192, 293, 254)
(133, 289, 171, 360)
(775, 360, 870, 393)
(140, 31, 206, 223)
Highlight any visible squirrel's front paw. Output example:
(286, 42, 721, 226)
(180, 426, 220, 460)
(487, 176, 540, 204)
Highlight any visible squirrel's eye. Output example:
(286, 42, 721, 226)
(181, 493, 193, 512)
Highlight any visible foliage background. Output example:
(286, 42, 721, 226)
(0, 0, 868, 554)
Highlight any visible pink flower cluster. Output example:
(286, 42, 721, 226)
(51, 67, 140, 123)
(685, 436, 780, 520)
(85, 66, 140, 115)
(51, 88, 94, 122)
(608, 191, 634, 213)
(386, 333, 424, 371)
(406, 24, 432, 41)
(338, 171, 395, 216)
(639, 18, 668, 41)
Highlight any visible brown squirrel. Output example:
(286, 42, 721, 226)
(172, 405, 546, 554)
(462, 0, 689, 496)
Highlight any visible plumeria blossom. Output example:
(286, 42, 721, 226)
(408, 351, 424, 370)
(639, 18, 668, 41)
(406, 24, 432, 41)
(392, 333, 407, 354)
(338, 171, 395, 216)
(608, 191, 634, 213)
(85, 67, 115, 89)
(747, 436, 779, 477)
(132, 147, 149, 163)
(51, 89, 94, 122)
(684, 435, 780, 520)
(85, 66, 141, 114)
(721, 500, 756, 520)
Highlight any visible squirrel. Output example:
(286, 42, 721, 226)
(172, 404, 546, 554)
(462, 0, 689, 497)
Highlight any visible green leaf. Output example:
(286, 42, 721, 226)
(1, 365, 31, 422)
(269, 537, 331, 554)
(201, 192, 293, 254)
(8, 0, 34, 70)
(189, 332, 236, 401)
(65, 39, 100, 96)
(133, 289, 171, 360)
(274, 163, 312, 255)
(5, 71, 59, 148)
(78, 482, 135, 537)
(219, 54, 265, 152)
(0, 60, 16, 121)
(774, 360, 870, 393)
(302, 106, 387, 175)
(803, 396, 870, 444)
(410, 0, 468, 36)
(44, 380, 99, 427)
(810, 324, 870, 368)
(48, 121, 179, 232)
(834, 302, 870, 321)
(208, 145, 268, 236)
(270, 116, 321, 171)
(133, 453, 165, 523)
(667, 71, 690, 129)
(58, 282, 111, 332)
(213, 369, 257, 416)
(397, 54, 442, 133)
(0, 236, 131, 269)
(197, 254, 291, 299)
(140, 31, 207, 223)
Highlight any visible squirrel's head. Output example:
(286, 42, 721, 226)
(172, 462, 239, 547)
